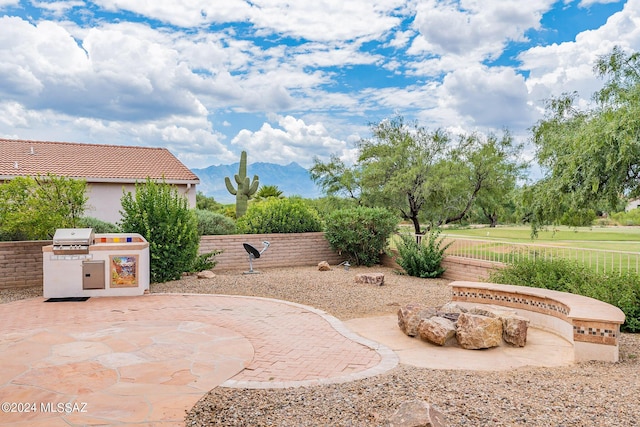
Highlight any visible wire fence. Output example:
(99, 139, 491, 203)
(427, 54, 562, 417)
(391, 233, 640, 275)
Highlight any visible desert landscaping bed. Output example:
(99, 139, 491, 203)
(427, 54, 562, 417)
(2, 265, 640, 426)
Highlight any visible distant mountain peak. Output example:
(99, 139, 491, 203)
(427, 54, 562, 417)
(192, 161, 321, 204)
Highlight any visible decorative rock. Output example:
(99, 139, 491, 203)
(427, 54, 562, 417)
(398, 304, 437, 337)
(418, 316, 457, 346)
(436, 312, 460, 323)
(467, 306, 529, 347)
(468, 306, 515, 318)
(318, 261, 332, 271)
(438, 302, 467, 314)
(502, 315, 530, 347)
(456, 312, 503, 350)
(197, 270, 216, 279)
(386, 400, 447, 427)
(355, 273, 385, 286)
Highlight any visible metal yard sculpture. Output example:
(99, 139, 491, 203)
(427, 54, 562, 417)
(225, 151, 259, 217)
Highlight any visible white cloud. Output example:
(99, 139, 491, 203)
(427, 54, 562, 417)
(520, 0, 640, 110)
(0, 0, 19, 8)
(410, 0, 555, 65)
(230, 115, 350, 167)
(93, 0, 253, 27)
(31, 0, 84, 17)
(578, 0, 623, 7)
(440, 65, 535, 129)
(93, 0, 407, 43)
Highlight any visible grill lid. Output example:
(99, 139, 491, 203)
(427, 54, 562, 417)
(52, 228, 94, 254)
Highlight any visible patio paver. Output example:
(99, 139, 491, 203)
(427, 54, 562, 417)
(0, 294, 397, 426)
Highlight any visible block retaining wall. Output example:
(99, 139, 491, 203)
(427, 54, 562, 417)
(1, 236, 500, 290)
(0, 233, 346, 289)
(381, 251, 504, 281)
(0, 240, 51, 289)
(200, 232, 345, 270)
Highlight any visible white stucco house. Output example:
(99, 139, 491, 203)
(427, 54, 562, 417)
(0, 138, 200, 224)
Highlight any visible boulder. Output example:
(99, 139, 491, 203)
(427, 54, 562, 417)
(456, 312, 503, 350)
(438, 302, 467, 314)
(418, 316, 457, 346)
(197, 270, 216, 279)
(355, 273, 385, 286)
(398, 304, 437, 337)
(436, 312, 460, 323)
(386, 400, 447, 427)
(468, 306, 515, 318)
(502, 315, 530, 347)
(318, 261, 332, 271)
(467, 306, 529, 347)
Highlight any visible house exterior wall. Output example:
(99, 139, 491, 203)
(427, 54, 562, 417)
(85, 182, 197, 224)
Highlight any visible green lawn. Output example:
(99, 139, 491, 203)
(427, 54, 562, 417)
(438, 225, 640, 252)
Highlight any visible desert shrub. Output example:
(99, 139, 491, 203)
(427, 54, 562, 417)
(611, 209, 640, 226)
(560, 208, 596, 227)
(324, 207, 398, 266)
(119, 178, 200, 283)
(395, 230, 452, 278)
(490, 258, 640, 332)
(79, 216, 121, 233)
(236, 197, 323, 234)
(188, 250, 223, 272)
(195, 209, 236, 235)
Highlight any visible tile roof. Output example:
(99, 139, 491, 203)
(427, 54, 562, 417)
(0, 139, 199, 183)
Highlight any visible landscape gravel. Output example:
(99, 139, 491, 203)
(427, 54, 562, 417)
(3, 265, 639, 426)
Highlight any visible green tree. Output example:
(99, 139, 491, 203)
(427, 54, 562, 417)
(424, 132, 525, 227)
(309, 154, 362, 203)
(119, 178, 200, 282)
(358, 116, 449, 234)
(0, 174, 87, 240)
(196, 191, 224, 212)
(530, 46, 640, 229)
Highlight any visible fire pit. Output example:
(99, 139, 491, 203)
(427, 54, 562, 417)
(43, 228, 150, 299)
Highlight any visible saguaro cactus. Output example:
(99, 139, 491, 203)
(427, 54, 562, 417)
(225, 151, 259, 217)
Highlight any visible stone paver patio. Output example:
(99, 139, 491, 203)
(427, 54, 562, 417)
(0, 294, 397, 426)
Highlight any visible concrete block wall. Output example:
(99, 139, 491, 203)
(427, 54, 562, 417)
(0, 241, 50, 289)
(440, 256, 503, 281)
(381, 251, 504, 281)
(199, 232, 345, 270)
(0, 235, 499, 289)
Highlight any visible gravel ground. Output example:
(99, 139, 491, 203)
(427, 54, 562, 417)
(3, 265, 640, 426)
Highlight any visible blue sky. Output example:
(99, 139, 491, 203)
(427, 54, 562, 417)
(0, 0, 636, 174)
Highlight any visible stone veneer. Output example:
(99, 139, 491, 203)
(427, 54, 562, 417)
(450, 281, 626, 362)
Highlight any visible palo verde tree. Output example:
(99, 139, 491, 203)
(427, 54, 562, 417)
(0, 174, 87, 240)
(423, 131, 525, 227)
(529, 46, 640, 229)
(358, 115, 449, 234)
(311, 116, 523, 233)
(309, 154, 362, 203)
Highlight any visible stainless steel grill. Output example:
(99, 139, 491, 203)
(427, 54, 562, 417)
(52, 228, 95, 255)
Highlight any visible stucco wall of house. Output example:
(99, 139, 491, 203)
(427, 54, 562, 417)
(85, 182, 197, 224)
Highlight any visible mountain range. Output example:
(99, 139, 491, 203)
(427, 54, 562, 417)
(192, 162, 323, 204)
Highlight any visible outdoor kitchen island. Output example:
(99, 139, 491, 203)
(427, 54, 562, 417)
(43, 228, 150, 299)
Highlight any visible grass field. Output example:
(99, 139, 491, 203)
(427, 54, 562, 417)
(438, 225, 640, 252)
(392, 224, 640, 274)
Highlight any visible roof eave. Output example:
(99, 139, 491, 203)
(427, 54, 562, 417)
(0, 175, 200, 185)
